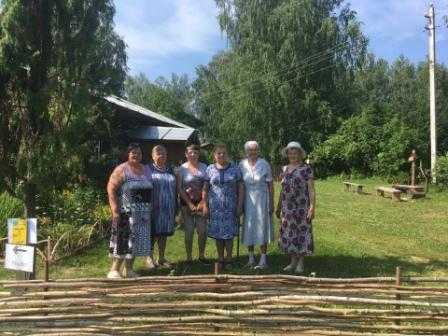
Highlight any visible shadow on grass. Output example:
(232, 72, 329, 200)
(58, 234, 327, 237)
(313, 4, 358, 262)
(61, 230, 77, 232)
(136, 253, 446, 278)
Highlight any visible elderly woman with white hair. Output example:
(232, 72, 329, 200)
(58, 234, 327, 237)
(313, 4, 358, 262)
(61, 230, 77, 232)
(239, 141, 274, 269)
(276, 141, 315, 274)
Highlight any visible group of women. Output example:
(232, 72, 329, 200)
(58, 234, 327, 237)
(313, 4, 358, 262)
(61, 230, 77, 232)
(106, 141, 316, 278)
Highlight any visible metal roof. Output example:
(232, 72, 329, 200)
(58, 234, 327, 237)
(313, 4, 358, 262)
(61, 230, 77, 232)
(105, 95, 191, 129)
(128, 126, 196, 141)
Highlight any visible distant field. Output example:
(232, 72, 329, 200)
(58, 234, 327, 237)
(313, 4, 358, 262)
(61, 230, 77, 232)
(1, 177, 447, 280)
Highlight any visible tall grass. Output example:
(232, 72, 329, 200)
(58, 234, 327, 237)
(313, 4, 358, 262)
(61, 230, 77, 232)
(0, 192, 23, 237)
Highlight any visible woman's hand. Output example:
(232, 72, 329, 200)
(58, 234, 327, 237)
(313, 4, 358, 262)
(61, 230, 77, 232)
(112, 212, 120, 223)
(307, 206, 315, 221)
(275, 207, 281, 219)
(188, 202, 197, 213)
(202, 205, 209, 217)
(237, 204, 244, 217)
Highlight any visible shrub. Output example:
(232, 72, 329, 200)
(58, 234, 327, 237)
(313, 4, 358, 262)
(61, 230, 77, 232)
(0, 192, 23, 237)
(435, 154, 448, 190)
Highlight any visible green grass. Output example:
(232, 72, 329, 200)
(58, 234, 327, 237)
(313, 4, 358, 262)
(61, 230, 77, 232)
(1, 177, 448, 280)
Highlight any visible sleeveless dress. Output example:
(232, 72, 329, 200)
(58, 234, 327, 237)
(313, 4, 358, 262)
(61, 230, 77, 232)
(279, 164, 314, 256)
(239, 158, 274, 246)
(109, 163, 153, 259)
(151, 163, 177, 236)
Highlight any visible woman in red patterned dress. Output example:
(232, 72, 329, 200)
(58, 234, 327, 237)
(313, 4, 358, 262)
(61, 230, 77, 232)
(276, 142, 316, 274)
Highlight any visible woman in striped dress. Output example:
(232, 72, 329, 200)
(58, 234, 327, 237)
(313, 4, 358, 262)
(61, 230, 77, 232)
(147, 145, 178, 268)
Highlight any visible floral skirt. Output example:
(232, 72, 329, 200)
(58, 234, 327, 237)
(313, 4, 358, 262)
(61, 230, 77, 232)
(279, 217, 314, 256)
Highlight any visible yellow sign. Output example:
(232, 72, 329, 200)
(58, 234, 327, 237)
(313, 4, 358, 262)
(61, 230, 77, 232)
(11, 219, 28, 245)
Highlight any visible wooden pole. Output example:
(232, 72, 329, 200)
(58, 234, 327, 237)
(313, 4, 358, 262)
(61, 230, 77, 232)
(214, 262, 220, 277)
(395, 266, 401, 328)
(426, 4, 437, 183)
(45, 236, 51, 283)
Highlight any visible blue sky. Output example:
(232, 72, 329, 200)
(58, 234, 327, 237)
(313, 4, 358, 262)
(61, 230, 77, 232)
(115, 0, 448, 80)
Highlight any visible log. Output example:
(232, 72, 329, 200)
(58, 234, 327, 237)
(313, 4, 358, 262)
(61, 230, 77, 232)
(0, 312, 112, 322)
(0, 297, 100, 308)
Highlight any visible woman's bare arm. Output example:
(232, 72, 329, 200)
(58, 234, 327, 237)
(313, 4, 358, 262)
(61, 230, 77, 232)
(107, 165, 124, 219)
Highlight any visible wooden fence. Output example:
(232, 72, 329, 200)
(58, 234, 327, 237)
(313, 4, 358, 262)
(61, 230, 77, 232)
(0, 268, 447, 336)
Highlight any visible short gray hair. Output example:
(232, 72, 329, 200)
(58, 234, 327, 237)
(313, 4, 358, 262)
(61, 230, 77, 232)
(244, 140, 259, 153)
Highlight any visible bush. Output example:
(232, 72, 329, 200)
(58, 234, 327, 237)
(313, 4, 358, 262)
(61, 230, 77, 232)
(0, 186, 109, 259)
(36, 185, 109, 258)
(435, 154, 448, 190)
(312, 111, 419, 178)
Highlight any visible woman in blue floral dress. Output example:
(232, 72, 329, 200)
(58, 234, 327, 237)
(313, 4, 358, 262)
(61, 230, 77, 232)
(147, 145, 177, 269)
(276, 142, 316, 274)
(203, 144, 244, 268)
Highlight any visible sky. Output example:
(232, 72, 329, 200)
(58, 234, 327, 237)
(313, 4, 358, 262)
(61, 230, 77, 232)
(114, 0, 448, 80)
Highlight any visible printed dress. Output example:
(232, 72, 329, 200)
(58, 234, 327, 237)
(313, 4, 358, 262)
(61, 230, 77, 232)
(239, 158, 274, 246)
(151, 163, 177, 236)
(178, 162, 208, 207)
(109, 163, 153, 259)
(279, 164, 314, 256)
(206, 163, 242, 240)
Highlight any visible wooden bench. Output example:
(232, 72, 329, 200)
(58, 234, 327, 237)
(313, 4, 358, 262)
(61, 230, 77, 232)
(392, 184, 426, 199)
(376, 186, 402, 201)
(343, 181, 364, 194)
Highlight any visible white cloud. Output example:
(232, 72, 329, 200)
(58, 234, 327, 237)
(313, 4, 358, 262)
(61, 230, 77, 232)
(349, 0, 447, 43)
(115, 0, 224, 73)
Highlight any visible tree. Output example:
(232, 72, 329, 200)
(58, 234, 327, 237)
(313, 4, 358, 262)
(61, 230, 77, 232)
(0, 0, 127, 216)
(125, 73, 201, 128)
(194, 0, 367, 163)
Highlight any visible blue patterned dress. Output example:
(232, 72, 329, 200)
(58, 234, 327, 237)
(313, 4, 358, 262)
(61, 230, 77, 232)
(206, 163, 242, 240)
(151, 163, 177, 236)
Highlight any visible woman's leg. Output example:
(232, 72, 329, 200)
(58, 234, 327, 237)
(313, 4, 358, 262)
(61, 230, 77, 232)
(109, 258, 123, 276)
(183, 209, 195, 261)
(146, 235, 159, 267)
(122, 258, 137, 278)
(295, 254, 305, 273)
(283, 253, 298, 272)
(247, 245, 255, 266)
(158, 236, 168, 264)
(215, 239, 225, 262)
(256, 243, 268, 268)
(224, 239, 233, 263)
(196, 216, 208, 259)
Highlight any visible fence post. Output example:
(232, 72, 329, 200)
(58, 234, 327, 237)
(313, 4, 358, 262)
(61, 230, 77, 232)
(44, 236, 51, 283)
(395, 266, 401, 328)
(214, 262, 220, 277)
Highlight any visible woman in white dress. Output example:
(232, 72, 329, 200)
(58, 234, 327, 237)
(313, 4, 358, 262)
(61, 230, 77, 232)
(239, 141, 274, 269)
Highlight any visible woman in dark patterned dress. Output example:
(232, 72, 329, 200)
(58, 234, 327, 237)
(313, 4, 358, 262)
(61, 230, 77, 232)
(276, 142, 316, 274)
(107, 143, 153, 279)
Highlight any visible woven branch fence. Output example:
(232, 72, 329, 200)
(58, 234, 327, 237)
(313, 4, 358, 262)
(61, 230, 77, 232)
(0, 270, 448, 336)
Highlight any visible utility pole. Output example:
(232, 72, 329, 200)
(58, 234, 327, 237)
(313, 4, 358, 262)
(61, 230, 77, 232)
(426, 4, 437, 183)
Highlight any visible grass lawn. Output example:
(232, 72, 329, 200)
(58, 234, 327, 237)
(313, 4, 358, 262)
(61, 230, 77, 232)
(1, 177, 447, 280)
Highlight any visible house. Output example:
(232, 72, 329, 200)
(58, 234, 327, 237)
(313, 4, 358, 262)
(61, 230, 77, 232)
(104, 95, 199, 165)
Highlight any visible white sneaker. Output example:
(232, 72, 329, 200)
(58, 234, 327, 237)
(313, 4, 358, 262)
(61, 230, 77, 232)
(254, 260, 268, 270)
(295, 258, 304, 274)
(146, 257, 157, 270)
(107, 270, 122, 279)
(283, 263, 296, 272)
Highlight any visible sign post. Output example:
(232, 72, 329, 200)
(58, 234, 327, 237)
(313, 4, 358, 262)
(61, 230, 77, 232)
(5, 218, 38, 280)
